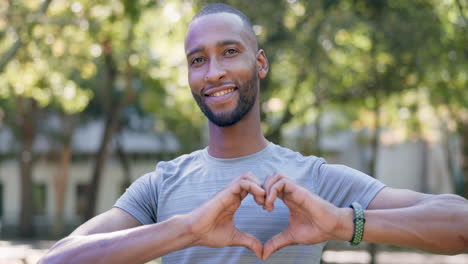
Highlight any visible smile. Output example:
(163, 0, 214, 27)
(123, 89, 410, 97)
(210, 88, 235, 97)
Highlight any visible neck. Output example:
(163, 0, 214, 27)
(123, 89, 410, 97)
(207, 104, 268, 158)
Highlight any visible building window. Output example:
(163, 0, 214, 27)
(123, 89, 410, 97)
(75, 184, 88, 218)
(33, 183, 47, 216)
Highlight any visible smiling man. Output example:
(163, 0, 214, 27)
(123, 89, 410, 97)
(187, 7, 261, 129)
(40, 3, 468, 264)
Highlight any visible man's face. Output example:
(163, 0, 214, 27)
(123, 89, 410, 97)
(185, 13, 260, 127)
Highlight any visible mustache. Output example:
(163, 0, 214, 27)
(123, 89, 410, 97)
(201, 81, 238, 94)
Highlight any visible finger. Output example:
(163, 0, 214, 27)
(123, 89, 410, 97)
(262, 173, 284, 210)
(233, 171, 261, 186)
(262, 231, 294, 260)
(238, 180, 265, 205)
(241, 171, 261, 185)
(251, 190, 265, 206)
(264, 173, 292, 196)
(262, 173, 280, 196)
(240, 190, 248, 200)
(233, 172, 264, 195)
(265, 179, 287, 212)
(265, 175, 295, 211)
(241, 172, 266, 205)
(230, 230, 264, 259)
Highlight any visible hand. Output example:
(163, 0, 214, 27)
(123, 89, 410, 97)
(261, 173, 352, 260)
(186, 172, 266, 259)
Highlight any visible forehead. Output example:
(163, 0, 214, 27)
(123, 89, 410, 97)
(185, 13, 252, 53)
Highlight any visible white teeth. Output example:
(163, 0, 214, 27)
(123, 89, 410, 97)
(211, 88, 234, 97)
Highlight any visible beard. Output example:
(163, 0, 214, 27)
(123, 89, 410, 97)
(192, 68, 259, 127)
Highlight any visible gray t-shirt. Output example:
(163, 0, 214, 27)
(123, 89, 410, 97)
(114, 142, 385, 264)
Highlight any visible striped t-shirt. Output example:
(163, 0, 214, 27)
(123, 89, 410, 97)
(114, 142, 385, 264)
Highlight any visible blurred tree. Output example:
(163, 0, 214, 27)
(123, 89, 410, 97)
(427, 0, 467, 197)
(0, 0, 52, 72)
(80, 0, 143, 220)
(80, 0, 200, 219)
(327, 1, 444, 261)
(0, 0, 54, 237)
(0, 0, 92, 236)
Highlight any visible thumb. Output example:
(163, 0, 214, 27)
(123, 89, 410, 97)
(262, 231, 294, 260)
(230, 230, 263, 259)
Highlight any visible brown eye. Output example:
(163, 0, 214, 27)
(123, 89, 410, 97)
(225, 49, 238, 56)
(191, 57, 204, 66)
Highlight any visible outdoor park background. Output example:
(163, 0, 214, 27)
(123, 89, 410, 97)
(0, 0, 467, 263)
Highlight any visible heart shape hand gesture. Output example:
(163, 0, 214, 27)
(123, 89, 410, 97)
(185, 172, 353, 260)
(261, 173, 352, 259)
(186, 172, 266, 258)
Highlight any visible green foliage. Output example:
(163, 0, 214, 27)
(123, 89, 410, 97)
(0, 0, 466, 150)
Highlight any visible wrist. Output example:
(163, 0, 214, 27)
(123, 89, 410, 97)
(170, 213, 201, 248)
(335, 207, 355, 241)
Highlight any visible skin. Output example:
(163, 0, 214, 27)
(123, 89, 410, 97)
(39, 173, 266, 263)
(185, 12, 269, 158)
(39, 11, 468, 264)
(260, 174, 468, 259)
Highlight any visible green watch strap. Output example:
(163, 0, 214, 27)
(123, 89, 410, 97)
(349, 202, 365, 246)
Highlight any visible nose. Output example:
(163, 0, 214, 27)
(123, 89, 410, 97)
(204, 58, 226, 83)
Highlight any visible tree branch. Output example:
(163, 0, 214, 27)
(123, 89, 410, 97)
(455, 0, 467, 25)
(0, 39, 22, 72)
(0, 0, 53, 73)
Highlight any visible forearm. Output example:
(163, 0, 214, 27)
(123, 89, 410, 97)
(341, 194, 468, 254)
(39, 215, 195, 264)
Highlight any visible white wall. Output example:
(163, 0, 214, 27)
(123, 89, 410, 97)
(377, 141, 453, 194)
(0, 158, 157, 229)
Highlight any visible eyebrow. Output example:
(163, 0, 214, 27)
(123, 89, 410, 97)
(186, 40, 243, 58)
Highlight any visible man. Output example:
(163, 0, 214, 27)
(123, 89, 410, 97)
(40, 3, 468, 264)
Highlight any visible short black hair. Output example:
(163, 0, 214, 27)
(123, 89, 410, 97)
(193, 3, 253, 29)
(192, 3, 257, 49)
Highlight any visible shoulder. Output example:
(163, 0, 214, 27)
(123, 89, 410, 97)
(131, 149, 205, 191)
(317, 163, 371, 180)
(154, 148, 206, 179)
(269, 143, 326, 168)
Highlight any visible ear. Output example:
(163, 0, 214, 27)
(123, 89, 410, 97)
(256, 49, 269, 79)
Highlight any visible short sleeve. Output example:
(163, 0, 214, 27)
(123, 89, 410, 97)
(113, 169, 162, 225)
(313, 163, 386, 209)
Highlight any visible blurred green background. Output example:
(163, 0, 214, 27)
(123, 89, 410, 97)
(0, 0, 467, 263)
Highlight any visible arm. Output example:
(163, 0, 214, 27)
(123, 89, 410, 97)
(362, 187, 468, 254)
(39, 208, 195, 264)
(39, 173, 266, 264)
(261, 174, 468, 260)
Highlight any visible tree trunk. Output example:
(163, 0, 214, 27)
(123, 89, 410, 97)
(314, 97, 323, 157)
(419, 140, 429, 193)
(265, 70, 307, 144)
(84, 108, 120, 220)
(17, 98, 38, 237)
(459, 121, 468, 198)
(19, 146, 34, 237)
(368, 97, 381, 178)
(84, 32, 137, 220)
(116, 133, 132, 191)
(83, 39, 121, 220)
(53, 146, 71, 236)
(52, 114, 74, 237)
(368, 93, 381, 264)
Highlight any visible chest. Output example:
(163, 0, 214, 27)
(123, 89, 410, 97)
(157, 163, 325, 264)
(156, 166, 296, 242)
